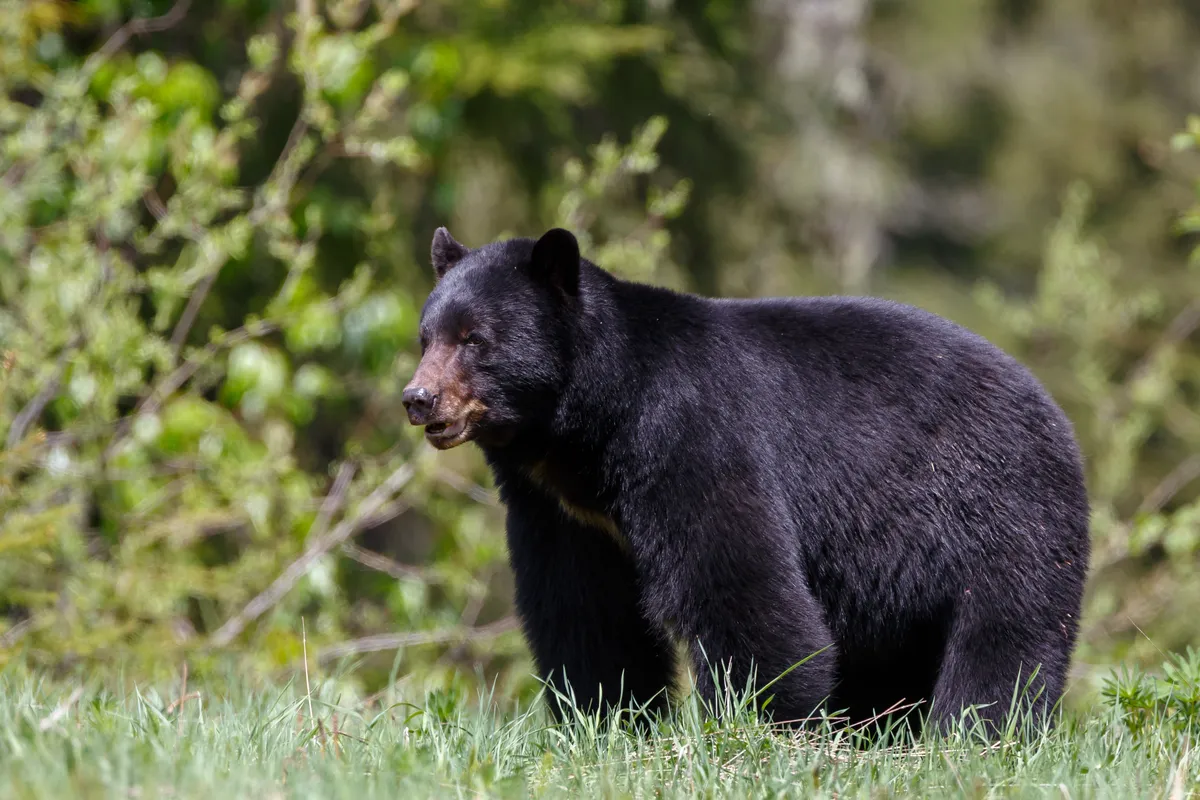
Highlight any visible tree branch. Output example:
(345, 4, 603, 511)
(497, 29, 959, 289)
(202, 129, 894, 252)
(318, 616, 518, 663)
(5, 339, 77, 450)
(168, 272, 219, 357)
(84, 0, 192, 75)
(340, 542, 438, 583)
(435, 467, 500, 507)
(101, 321, 278, 463)
(168, 110, 310, 360)
(210, 461, 415, 646)
(7, 229, 115, 451)
(1123, 299, 1200, 403)
(0, 618, 32, 650)
(1138, 455, 1200, 516)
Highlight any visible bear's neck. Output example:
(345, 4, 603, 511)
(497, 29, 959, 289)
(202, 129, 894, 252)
(482, 267, 667, 503)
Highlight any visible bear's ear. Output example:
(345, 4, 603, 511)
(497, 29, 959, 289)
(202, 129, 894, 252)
(431, 227, 469, 281)
(529, 228, 580, 300)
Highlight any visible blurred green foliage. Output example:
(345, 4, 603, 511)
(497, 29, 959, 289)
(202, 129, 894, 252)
(2, 0, 1200, 707)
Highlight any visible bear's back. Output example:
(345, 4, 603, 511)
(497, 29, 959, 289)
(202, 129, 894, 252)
(690, 295, 1089, 696)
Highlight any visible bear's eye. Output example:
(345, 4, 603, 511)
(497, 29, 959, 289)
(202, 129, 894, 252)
(463, 331, 486, 347)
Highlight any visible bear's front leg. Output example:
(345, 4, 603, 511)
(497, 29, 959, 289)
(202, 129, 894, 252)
(499, 476, 677, 722)
(624, 483, 839, 727)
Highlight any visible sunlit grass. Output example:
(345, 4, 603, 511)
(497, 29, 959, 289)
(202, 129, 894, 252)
(1, 659, 1197, 799)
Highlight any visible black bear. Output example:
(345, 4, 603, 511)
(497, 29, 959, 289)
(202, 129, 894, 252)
(402, 226, 1090, 734)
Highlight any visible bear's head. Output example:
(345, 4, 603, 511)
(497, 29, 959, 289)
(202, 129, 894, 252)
(402, 227, 582, 450)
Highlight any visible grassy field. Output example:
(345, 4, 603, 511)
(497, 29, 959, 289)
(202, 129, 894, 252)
(0, 666, 1197, 799)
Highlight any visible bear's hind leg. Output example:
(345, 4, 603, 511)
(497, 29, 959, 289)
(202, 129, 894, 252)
(930, 608, 1068, 737)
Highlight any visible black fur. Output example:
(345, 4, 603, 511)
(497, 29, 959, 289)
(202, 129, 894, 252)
(431, 227, 469, 281)
(411, 228, 1091, 733)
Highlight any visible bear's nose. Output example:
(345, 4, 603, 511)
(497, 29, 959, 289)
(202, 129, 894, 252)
(402, 386, 437, 424)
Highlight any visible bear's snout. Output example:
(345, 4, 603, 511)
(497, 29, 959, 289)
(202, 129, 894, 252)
(402, 386, 437, 425)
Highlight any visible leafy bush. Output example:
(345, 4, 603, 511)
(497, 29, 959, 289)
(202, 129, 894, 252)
(0, 3, 686, 691)
(1104, 647, 1200, 739)
(3, 1, 1200, 710)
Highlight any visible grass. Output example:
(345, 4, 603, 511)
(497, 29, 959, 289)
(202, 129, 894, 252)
(0, 663, 1197, 799)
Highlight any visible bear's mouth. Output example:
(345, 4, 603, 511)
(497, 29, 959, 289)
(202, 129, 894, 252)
(424, 417, 469, 448)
